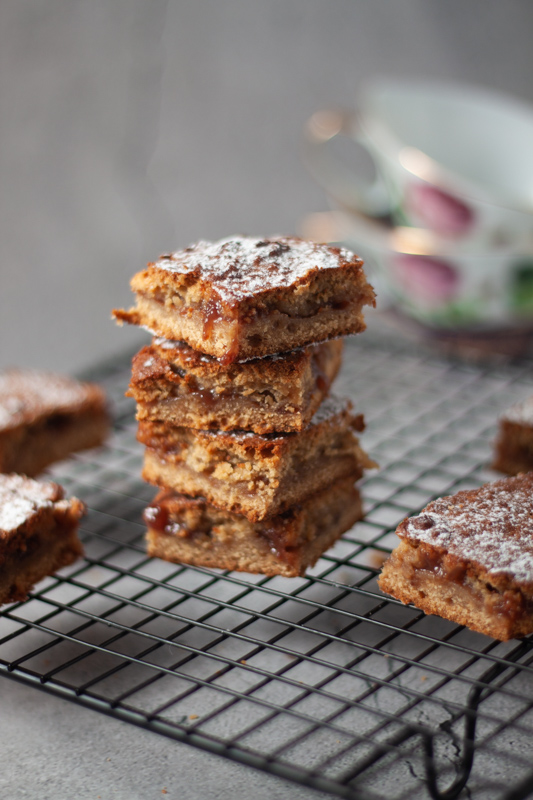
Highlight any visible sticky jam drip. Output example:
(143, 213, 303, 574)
(144, 502, 169, 533)
(202, 300, 222, 341)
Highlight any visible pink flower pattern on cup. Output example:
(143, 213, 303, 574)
(406, 183, 475, 236)
(392, 254, 461, 307)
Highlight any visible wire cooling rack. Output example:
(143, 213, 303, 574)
(2, 331, 533, 800)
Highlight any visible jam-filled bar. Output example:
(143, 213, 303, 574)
(0, 473, 85, 605)
(129, 337, 343, 434)
(113, 236, 375, 364)
(139, 396, 375, 522)
(0, 369, 110, 476)
(378, 473, 533, 640)
(492, 394, 533, 475)
(144, 477, 363, 577)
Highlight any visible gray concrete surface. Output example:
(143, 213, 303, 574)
(0, 679, 334, 800)
(0, 681, 415, 800)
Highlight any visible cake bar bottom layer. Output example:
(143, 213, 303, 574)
(144, 478, 363, 577)
(379, 539, 533, 641)
(0, 530, 83, 605)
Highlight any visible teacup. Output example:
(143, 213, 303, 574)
(300, 209, 533, 335)
(303, 79, 533, 252)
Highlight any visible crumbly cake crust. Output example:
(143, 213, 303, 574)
(0, 474, 85, 605)
(138, 395, 375, 521)
(129, 338, 343, 433)
(0, 369, 110, 476)
(144, 478, 363, 577)
(379, 473, 533, 640)
(113, 235, 375, 363)
(493, 394, 533, 475)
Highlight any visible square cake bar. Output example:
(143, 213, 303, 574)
(113, 236, 375, 364)
(0, 368, 110, 477)
(492, 394, 533, 475)
(129, 337, 343, 434)
(144, 477, 363, 577)
(0, 473, 85, 605)
(139, 395, 375, 521)
(378, 473, 533, 640)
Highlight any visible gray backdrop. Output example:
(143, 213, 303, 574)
(2, 0, 533, 373)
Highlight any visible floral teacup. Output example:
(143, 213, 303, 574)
(303, 79, 533, 253)
(300, 209, 533, 334)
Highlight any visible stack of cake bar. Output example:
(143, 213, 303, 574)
(113, 235, 376, 576)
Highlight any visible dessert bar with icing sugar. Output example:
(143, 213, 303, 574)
(0, 368, 109, 476)
(0, 473, 85, 605)
(113, 235, 375, 364)
(379, 473, 533, 640)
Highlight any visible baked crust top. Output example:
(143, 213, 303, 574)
(397, 473, 533, 587)
(0, 473, 64, 536)
(0, 369, 107, 432)
(152, 236, 363, 303)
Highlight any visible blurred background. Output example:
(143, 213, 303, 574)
(2, 0, 533, 373)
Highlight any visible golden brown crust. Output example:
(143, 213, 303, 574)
(133, 236, 368, 307)
(137, 393, 364, 454)
(112, 236, 375, 363)
(115, 293, 370, 364)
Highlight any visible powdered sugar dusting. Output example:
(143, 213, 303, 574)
(503, 394, 533, 426)
(401, 474, 533, 584)
(154, 336, 179, 351)
(0, 474, 59, 534)
(0, 369, 100, 431)
(153, 337, 213, 363)
(311, 394, 350, 426)
(201, 427, 286, 444)
(154, 236, 360, 302)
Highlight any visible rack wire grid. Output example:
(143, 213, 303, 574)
(2, 331, 533, 800)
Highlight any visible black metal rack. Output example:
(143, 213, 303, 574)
(2, 334, 533, 800)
